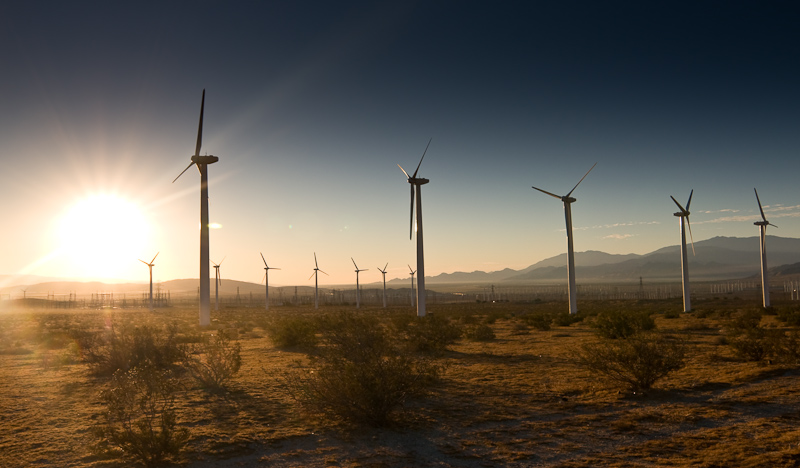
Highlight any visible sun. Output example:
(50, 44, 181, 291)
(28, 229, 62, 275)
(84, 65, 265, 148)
(56, 194, 152, 280)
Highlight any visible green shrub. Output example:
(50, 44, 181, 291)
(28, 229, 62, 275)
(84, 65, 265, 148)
(93, 364, 189, 466)
(183, 331, 242, 392)
(266, 316, 318, 350)
(593, 309, 655, 339)
(725, 310, 781, 362)
(464, 324, 495, 341)
(81, 324, 185, 377)
(288, 312, 441, 427)
(394, 314, 462, 355)
(577, 333, 686, 392)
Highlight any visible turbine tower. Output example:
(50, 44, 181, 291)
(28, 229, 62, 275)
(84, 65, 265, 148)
(212, 257, 225, 311)
(754, 188, 777, 308)
(398, 139, 432, 317)
(670, 190, 695, 313)
(351, 258, 368, 309)
(532, 163, 597, 315)
(308, 252, 328, 309)
(173, 89, 219, 326)
(378, 263, 388, 308)
(408, 264, 416, 307)
(139, 252, 158, 311)
(260, 252, 280, 310)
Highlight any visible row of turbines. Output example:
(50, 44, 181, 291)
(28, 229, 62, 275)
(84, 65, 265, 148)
(172, 90, 777, 326)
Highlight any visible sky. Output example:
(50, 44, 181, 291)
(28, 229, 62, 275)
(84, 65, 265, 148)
(1, 1, 799, 288)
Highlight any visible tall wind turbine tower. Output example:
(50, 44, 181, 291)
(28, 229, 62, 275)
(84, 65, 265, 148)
(408, 264, 416, 307)
(309, 252, 328, 309)
(139, 252, 158, 311)
(670, 190, 695, 313)
(532, 163, 597, 315)
(173, 89, 219, 326)
(351, 258, 368, 309)
(378, 263, 388, 308)
(398, 139, 432, 317)
(754, 188, 777, 308)
(260, 252, 280, 310)
(212, 257, 225, 311)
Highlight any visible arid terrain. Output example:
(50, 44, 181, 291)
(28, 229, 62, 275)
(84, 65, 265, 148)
(1, 295, 799, 467)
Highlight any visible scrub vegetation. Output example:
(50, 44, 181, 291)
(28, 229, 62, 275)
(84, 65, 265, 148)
(2, 295, 800, 467)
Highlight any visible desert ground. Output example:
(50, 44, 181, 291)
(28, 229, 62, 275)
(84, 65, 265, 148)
(1, 294, 799, 467)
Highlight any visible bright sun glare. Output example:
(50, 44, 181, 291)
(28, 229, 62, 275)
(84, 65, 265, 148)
(56, 194, 151, 280)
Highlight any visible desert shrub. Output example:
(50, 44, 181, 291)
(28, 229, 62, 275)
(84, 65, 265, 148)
(183, 331, 242, 392)
(266, 316, 318, 350)
(725, 310, 781, 362)
(93, 364, 189, 466)
(774, 330, 800, 365)
(288, 312, 441, 427)
(577, 333, 686, 392)
(593, 309, 656, 339)
(552, 311, 584, 327)
(82, 323, 185, 377)
(394, 314, 462, 355)
(663, 310, 681, 319)
(464, 324, 495, 341)
(776, 307, 800, 326)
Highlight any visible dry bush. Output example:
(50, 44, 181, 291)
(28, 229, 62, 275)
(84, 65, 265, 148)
(725, 310, 781, 362)
(183, 330, 242, 392)
(265, 315, 318, 350)
(521, 312, 552, 331)
(391, 313, 462, 355)
(464, 323, 496, 341)
(93, 363, 189, 466)
(288, 312, 441, 427)
(593, 309, 656, 339)
(577, 332, 686, 392)
(81, 323, 185, 377)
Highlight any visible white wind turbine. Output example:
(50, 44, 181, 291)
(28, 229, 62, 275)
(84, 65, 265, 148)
(139, 252, 159, 311)
(351, 258, 368, 309)
(532, 163, 597, 315)
(408, 264, 416, 307)
(173, 89, 219, 326)
(212, 257, 225, 311)
(670, 190, 695, 313)
(260, 252, 280, 310)
(378, 263, 388, 308)
(309, 252, 328, 309)
(754, 188, 777, 308)
(398, 139, 432, 317)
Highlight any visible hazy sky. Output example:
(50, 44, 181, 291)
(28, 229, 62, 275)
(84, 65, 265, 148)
(1, 1, 799, 287)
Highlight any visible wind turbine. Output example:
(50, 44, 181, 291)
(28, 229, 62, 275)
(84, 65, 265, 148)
(378, 263, 388, 308)
(351, 258, 368, 309)
(670, 190, 695, 313)
(173, 89, 219, 327)
(309, 252, 328, 309)
(408, 264, 416, 307)
(212, 257, 225, 311)
(532, 163, 597, 315)
(260, 252, 280, 310)
(139, 252, 159, 311)
(754, 188, 777, 308)
(398, 139, 432, 317)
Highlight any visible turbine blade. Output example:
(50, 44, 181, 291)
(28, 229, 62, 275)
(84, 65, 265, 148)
(384, 262, 388, 271)
(409, 185, 415, 240)
(260, 252, 268, 267)
(754, 188, 768, 222)
(352, 257, 358, 269)
(139, 259, 148, 265)
(314, 252, 318, 268)
(670, 195, 687, 213)
(685, 189, 694, 211)
(769, 222, 778, 229)
(195, 89, 205, 157)
(566, 162, 597, 198)
(320, 270, 329, 276)
(398, 164, 410, 179)
(150, 252, 159, 264)
(532, 186, 563, 200)
(172, 161, 196, 183)
(219, 256, 226, 266)
(308, 271, 316, 281)
(686, 216, 696, 256)
(412, 138, 432, 178)
(262, 272, 266, 283)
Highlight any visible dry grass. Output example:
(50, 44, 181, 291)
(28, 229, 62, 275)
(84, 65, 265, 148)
(1, 299, 799, 467)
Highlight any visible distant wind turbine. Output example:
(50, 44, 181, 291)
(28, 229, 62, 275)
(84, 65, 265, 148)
(670, 190, 695, 313)
(398, 139, 432, 317)
(309, 252, 328, 309)
(754, 188, 777, 308)
(408, 264, 416, 307)
(351, 258, 368, 309)
(173, 89, 219, 327)
(260, 252, 280, 310)
(139, 252, 159, 311)
(212, 257, 225, 311)
(532, 163, 597, 315)
(378, 263, 388, 308)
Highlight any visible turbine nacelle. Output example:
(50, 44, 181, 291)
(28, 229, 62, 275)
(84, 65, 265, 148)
(531, 162, 596, 206)
(192, 155, 219, 165)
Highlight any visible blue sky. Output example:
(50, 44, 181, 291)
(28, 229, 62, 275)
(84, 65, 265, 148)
(1, 1, 798, 286)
